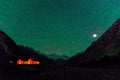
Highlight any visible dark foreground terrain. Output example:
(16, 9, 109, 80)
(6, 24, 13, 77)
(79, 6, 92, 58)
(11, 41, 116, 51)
(1, 66, 120, 80)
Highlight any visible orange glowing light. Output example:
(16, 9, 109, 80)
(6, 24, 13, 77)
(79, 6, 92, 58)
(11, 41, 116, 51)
(17, 58, 40, 65)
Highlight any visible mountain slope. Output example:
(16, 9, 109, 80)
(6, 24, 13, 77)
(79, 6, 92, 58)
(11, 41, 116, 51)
(45, 53, 69, 60)
(67, 18, 120, 65)
(0, 30, 59, 71)
(0, 30, 17, 56)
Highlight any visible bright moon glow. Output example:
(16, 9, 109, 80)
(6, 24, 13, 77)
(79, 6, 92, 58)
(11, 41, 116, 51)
(92, 34, 97, 38)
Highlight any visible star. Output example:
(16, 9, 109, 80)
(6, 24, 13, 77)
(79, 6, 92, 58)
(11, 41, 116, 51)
(92, 34, 97, 38)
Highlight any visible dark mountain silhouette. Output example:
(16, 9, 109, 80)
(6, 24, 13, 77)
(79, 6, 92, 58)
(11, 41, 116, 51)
(0, 30, 17, 56)
(83, 18, 120, 60)
(45, 53, 69, 60)
(67, 18, 120, 66)
(0, 30, 60, 71)
(0, 24, 120, 80)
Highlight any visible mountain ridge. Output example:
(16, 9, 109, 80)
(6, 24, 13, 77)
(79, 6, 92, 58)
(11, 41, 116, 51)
(67, 18, 120, 64)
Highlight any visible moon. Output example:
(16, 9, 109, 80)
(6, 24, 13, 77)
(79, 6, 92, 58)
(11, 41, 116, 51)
(92, 34, 97, 38)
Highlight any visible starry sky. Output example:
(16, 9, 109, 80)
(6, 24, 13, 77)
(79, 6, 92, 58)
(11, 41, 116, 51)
(0, 0, 120, 56)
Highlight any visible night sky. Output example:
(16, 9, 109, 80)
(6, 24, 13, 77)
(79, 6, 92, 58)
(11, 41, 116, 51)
(0, 0, 120, 56)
